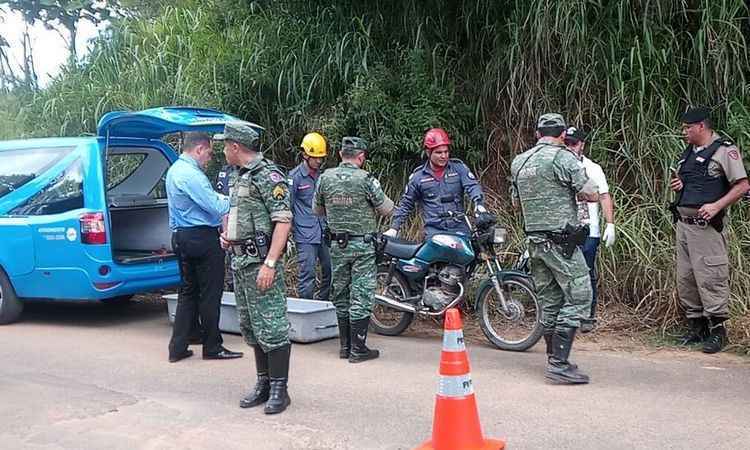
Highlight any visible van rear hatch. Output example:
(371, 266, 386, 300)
(97, 107, 260, 265)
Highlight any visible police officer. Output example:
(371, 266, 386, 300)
(670, 106, 749, 353)
(313, 137, 394, 362)
(166, 131, 243, 363)
(511, 113, 599, 384)
(217, 122, 293, 414)
(289, 132, 332, 301)
(384, 128, 487, 238)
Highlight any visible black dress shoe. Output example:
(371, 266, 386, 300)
(169, 349, 194, 363)
(203, 347, 244, 360)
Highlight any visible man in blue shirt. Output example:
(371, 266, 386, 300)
(384, 128, 487, 238)
(289, 132, 331, 301)
(166, 131, 243, 363)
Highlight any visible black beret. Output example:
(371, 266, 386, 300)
(564, 126, 587, 143)
(680, 106, 711, 124)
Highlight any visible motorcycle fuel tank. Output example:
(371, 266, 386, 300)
(414, 233, 474, 266)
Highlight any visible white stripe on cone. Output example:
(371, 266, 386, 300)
(437, 373, 474, 397)
(441, 329, 466, 352)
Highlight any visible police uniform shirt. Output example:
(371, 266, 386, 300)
(677, 133, 747, 216)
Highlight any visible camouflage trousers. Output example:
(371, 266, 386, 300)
(528, 239, 592, 330)
(232, 261, 290, 352)
(330, 241, 376, 321)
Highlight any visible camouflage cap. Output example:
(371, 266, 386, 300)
(537, 113, 566, 129)
(214, 121, 261, 150)
(341, 136, 368, 154)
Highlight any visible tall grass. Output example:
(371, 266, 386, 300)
(1, 0, 749, 350)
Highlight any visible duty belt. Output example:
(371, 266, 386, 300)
(325, 231, 376, 249)
(679, 215, 709, 227)
(227, 240, 260, 257)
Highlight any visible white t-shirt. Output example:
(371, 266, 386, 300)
(576, 156, 609, 237)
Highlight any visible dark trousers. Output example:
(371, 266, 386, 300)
(169, 226, 224, 355)
(580, 237, 600, 318)
(296, 242, 332, 301)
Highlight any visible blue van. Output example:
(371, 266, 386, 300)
(0, 107, 243, 324)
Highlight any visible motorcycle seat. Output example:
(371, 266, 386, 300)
(383, 236, 422, 259)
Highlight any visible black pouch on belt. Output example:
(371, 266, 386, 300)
(555, 223, 590, 259)
(254, 231, 271, 259)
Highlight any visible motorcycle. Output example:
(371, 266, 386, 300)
(371, 211, 543, 351)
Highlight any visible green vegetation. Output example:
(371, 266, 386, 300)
(1, 0, 749, 351)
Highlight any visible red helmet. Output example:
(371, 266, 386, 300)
(423, 128, 451, 150)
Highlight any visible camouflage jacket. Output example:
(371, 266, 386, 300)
(510, 140, 589, 233)
(312, 162, 394, 234)
(227, 155, 292, 266)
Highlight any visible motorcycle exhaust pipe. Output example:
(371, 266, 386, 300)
(374, 294, 417, 314)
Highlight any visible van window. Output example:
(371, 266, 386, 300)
(107, 153, 147, 190)
(0, 146, 74, 198)
(9, 159, 84, 215)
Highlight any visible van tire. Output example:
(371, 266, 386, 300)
(0, 269, 24, 325)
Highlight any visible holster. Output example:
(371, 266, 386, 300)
(547, 224, 589, 259)
(668, 202, 680, 224)
(709, 209, 725, 233)
(254, 231, 271, 259)
(227, 231, 271, 258)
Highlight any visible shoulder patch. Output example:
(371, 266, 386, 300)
(272, 183, 287, 200)
(370, 177, 381, 189)
(728, 149, 740, 160)
(269, 171, 284, 183)
(467, 171, 476, 180)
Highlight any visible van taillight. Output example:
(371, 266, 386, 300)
(80, 212, 107, 244)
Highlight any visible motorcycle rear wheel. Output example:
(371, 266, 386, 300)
(477, 275, 543, 352)
(370, 268, 414, 336)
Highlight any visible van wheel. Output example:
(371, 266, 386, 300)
(0, 269, 24, 324)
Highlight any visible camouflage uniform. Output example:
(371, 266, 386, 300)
(227, 157, 291, 352)
(313, 137, 394, 362)
(217, 121, 293, 414)
(510, 113, 595, 384)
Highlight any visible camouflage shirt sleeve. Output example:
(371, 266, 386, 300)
(366, 174, 395, 216)
(312, 175, 326, 216)
(259, 167, 292, 223)
(553, 148, 589, 192)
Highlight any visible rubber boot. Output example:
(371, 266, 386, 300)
(702, 317, 728, 354)
(239, 345, 270, 408)
(679, 317, 708, 346)
(264, 344, 291, 414)
(545, 327, 589, 384)
(349, 317, 379, 363)
(338, 317, 351, 359)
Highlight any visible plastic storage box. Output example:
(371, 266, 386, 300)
(165, 293, 339, 343)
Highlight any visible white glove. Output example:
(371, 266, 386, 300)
(602, 223, 616, 248)
(383, 228, 398, 238)
(475, 205, 487, 214)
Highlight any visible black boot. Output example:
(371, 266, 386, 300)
(349, 317, 379, 363)
(544, 327, 577, 369)
(239, 345, 270, 408)
(264, 344, 291, 414)
(679, 317, 708, 345)
(545, 327, 589, 384)
(338, 317, 351, 359)
(702, 318, 728, 354)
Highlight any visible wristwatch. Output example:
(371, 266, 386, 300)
(263, 259, 277, 269)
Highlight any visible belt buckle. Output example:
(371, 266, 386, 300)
(695, 217, 708, 228)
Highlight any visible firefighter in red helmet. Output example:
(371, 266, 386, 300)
(384, 128, 487, 238)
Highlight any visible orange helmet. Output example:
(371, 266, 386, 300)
(423, 128, 451, 150)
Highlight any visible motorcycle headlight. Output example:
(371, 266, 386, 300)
(492, 227, 507, 245)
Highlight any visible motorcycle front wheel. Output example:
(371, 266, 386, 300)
(476, 275, 543, 352)
(370, 268, 415, 336)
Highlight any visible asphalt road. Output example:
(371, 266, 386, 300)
(1, 299, 749, 450)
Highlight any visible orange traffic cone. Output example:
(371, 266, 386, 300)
(415, 308, 505, 450)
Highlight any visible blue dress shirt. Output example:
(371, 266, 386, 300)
(166, 154, 230, 230)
